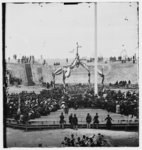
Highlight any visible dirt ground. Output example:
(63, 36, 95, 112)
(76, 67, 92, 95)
(6, 128, 138, 147)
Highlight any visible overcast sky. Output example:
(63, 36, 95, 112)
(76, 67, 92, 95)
(5, 2, 138, 59)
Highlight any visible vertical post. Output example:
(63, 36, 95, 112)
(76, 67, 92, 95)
(76, 42, 81, 58)
(137, 2, 139, 81)
(76, 42, 78, 54)
(94, 2, 98, 95)
(3, 3, 7, 148)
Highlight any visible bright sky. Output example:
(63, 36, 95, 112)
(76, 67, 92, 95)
(6, 2, 138, 59)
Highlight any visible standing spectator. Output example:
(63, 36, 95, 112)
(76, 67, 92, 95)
(60, 112, 65, 129)
(69, 113, 73, 129)
(73, 114, 78, 130)
(128, 80, 131, 85)
(86, 113, 92, 128)
(93, 113, 99, 129)
(105, 114, 112, 129)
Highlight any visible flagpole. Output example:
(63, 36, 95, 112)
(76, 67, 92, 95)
(94, 2, 98, 95)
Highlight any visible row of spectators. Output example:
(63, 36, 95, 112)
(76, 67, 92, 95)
(61, 133, 107, 147)
(6, 85, 138, 124)
(54, 62, 60, 66)
(60, 113, 113, 130)
(8, 55, 35, 64)
(7, 55, 48, 65)
(109, 80, 131, 87)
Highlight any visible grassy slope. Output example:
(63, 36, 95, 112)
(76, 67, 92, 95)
(105, 62, 138, 84)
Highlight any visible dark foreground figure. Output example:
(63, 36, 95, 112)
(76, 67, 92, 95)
(61, 133, 109, 147)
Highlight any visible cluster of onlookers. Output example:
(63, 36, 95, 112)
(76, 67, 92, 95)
(9, 77, 22, 86)
(94, 89, 138, 117)
(61, 133, 107, 147)
(54, 62, 60, 66)
(7, 55, 48, 65)
(20, 56, 34, 64)
(6, 84, 138, 124)
(109, 80, 131, 88)
(8, 55, 35, 64)
(109, 56, 136, 63)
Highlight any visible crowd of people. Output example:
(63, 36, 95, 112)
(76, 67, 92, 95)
(61, 133, 108, 147)
(7, 55, 48, 65)
(109, 80, 132, 88)
(6, 88, 63, 123)
(8, 55, 35, 64)
(9, 77, 22, 86)
(6, 84, 138, 124)
(54, 62, 60, 66)
(65, 85, 138, 118)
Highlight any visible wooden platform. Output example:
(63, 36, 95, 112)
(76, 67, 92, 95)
(6, 108, 138, 131)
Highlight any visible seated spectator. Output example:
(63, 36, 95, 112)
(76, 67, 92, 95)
(81, 135, 86, 146)
(89, 138, 96, 146)
(76, 137, 82, 146)
(70, 134, 75, 146)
